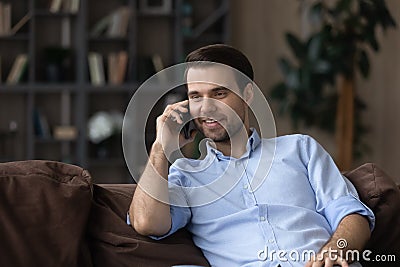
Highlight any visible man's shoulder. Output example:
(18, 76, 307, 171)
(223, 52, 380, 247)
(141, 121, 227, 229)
(267, 133, 312, 144)
(261, 134, 318, 155)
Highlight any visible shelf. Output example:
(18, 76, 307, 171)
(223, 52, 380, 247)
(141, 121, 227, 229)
(88, 36, 130, 42)
(34, 9, 78, 17)
(0, 34, 30, 41)
(0, 85, 31, 93)
(0, 84, 82, 93)
(86, 83, 139, 92)
(88, 158, 126, 167)
(137, 12, 175, 19)
(35, 137, 77, 144)
(183, 33, 224, 43)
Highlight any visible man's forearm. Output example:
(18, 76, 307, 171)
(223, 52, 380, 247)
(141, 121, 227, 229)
(306, 213, 371, 267)
(129, 142, 172, 236)
(322, 213, 371, 257)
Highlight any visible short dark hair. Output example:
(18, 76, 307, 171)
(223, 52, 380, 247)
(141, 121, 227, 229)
(185, 44, 254, 92)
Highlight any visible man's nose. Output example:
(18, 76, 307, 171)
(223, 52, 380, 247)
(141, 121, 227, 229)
(200, 97, 217, 114)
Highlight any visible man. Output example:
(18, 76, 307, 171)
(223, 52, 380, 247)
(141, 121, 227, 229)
(129, 44, 374, 266)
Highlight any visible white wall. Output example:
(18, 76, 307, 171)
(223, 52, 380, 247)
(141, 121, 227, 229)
(231, 0, 400, 182)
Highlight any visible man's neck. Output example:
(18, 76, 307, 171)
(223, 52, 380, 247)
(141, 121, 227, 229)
(215, 128, 251, 159)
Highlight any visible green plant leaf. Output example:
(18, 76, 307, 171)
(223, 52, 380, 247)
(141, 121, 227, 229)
(373, 0, 397, 29)
(286, 33, 306, 61)
(278, 58, 292, 76)
(308, 34, 322, 61)
(310, 2, 324, 23)
(357, 50, 370, 78)
(270, 82, 287, 100)
(365, 32, 379, 51)
(334, 0, 354, 14)
(313, 60, 331, 74)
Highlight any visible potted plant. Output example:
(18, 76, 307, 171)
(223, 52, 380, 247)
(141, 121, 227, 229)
(271, 0, 396, 170)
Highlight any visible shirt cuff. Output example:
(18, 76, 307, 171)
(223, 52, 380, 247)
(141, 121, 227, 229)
(323, 194, 375, 232)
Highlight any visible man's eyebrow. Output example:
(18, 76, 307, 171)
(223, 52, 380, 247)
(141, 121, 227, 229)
(188, 86, 229, 96)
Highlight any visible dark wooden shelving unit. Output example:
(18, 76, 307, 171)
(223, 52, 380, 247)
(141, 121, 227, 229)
(0, 0, 229, 183)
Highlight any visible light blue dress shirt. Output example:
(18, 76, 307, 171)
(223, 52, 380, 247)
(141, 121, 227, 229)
(149, 130, 375, 267)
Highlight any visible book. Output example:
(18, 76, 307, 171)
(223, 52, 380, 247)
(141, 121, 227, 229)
(69, 0, 80, 14)
(49, 0, 63, 13)
(88, 52, 105, 85)
(107, 9, 123, 37)
(0, 55, 2, 84)
(9, 13, 31, 35)
(2, 3, 11, 35)
(0, 2, 3, 35)
(90, 13, 112, 37)
(152, 54, 167, 83)
(117, 7, 131, 37)
(116, 51, 128, 84)
(6, 54, 28, 84)
(107, 52, 118, 84)
(91, 7, 131, 38)
(107, 51, 128, 85)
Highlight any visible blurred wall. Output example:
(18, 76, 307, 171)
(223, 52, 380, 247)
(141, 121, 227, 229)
(231, 0, 400, 181)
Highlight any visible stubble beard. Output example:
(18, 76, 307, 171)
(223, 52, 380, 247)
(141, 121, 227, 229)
(195, 116, 246, 144)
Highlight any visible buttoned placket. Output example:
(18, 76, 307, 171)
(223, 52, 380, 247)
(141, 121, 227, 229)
(236, 157, 285, 265)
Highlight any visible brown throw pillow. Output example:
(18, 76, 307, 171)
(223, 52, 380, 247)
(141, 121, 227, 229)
(0, 160, 93, 267)
(344, 163, 400, 267)
(88, 184, 210, 267)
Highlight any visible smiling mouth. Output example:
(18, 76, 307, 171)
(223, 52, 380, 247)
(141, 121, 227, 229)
(201, 118, 223, 128)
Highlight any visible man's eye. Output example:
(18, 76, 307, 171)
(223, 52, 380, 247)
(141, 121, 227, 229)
(215, 91, 227, 98)
(190, 95, 202, 101)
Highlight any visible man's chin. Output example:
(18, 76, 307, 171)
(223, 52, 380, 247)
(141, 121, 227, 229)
(202, 131, 229, 142)
(194, 123, 229, 142)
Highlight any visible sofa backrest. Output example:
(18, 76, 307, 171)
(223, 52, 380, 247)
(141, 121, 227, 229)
(0, 160, 93, 267)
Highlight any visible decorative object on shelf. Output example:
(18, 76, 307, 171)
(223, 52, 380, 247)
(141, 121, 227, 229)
(53, 126, 78, 141)
(33, 109, 50, 139)
(44, 46, 71, 82)
(139, 0, 172, 15)
(88, 111, 124, 159)
(181, 1, 193, 37)
(270, 0, 396, 170)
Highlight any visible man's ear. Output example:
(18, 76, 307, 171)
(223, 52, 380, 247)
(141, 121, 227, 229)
(243, 83, 254, 104)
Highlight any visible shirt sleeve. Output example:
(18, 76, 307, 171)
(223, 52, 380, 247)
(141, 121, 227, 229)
(149, 165, 192, 240)
(302, 135, 375, 232)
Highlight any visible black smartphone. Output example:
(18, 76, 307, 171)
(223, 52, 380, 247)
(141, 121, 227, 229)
(181, 108, 196, 139)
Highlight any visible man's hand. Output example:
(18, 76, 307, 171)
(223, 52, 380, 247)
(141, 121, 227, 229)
(305, 213, 371, 267)
(156, 100, 196, 157)
(305, 242, 350, 267)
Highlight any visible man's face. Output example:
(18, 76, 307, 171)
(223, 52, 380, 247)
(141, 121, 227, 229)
(186, 66, 249, 142)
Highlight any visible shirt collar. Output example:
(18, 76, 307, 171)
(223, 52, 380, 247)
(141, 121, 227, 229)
(205, 128, 261, 159)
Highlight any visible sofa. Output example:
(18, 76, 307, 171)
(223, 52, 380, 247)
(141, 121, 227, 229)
(0, 160, 399, 267)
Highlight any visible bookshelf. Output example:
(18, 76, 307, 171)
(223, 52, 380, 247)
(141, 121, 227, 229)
(0, 0, 230, 183)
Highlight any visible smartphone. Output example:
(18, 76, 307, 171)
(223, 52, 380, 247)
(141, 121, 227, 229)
(181, 107, 196, 139)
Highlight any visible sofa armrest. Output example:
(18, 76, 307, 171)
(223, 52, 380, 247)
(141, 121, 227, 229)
(88, 183, 210, 267)
(344, 163, 400, 267)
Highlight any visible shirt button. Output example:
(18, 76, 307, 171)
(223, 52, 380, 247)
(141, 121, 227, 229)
(268, 239, 275, 243)
(260, 216, 266, 221)
(243, 184, 249, 189)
